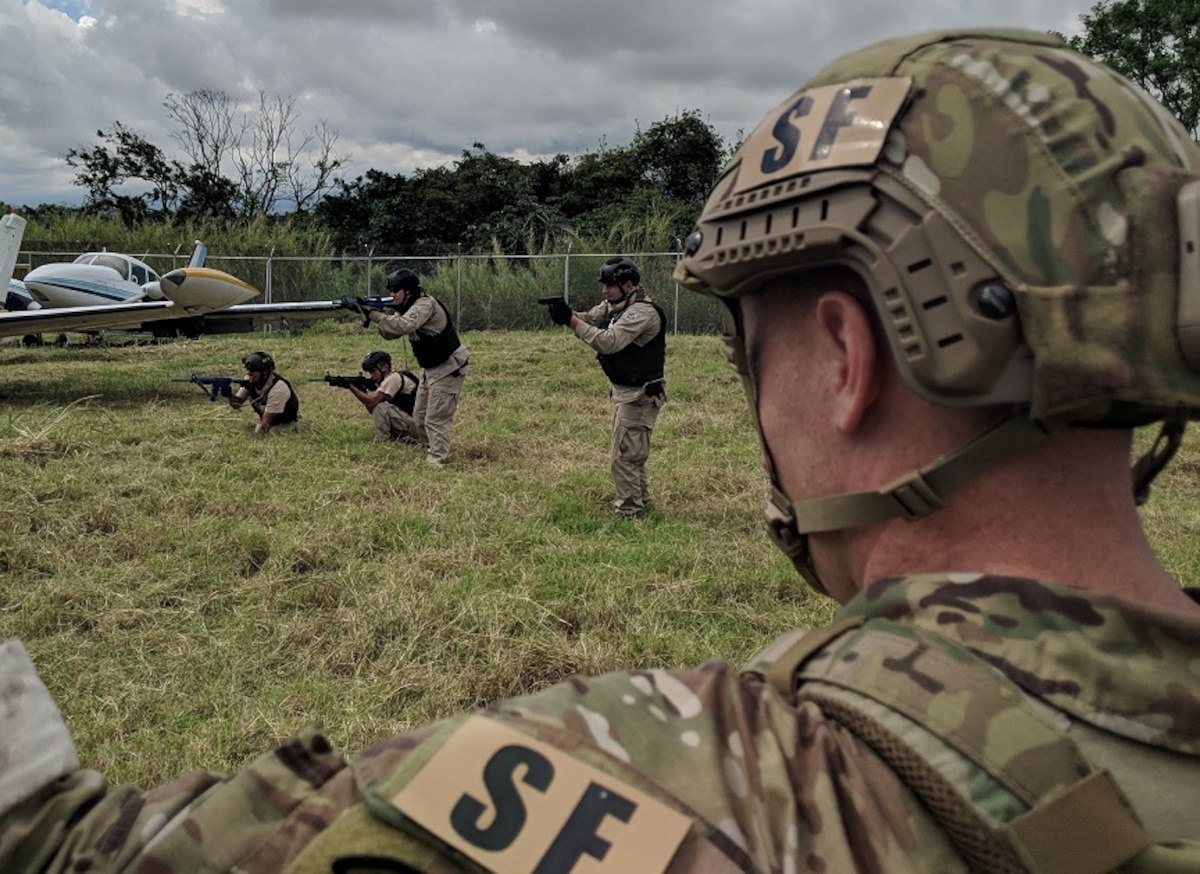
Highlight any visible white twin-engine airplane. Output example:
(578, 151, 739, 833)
(0, 213, 343, 340)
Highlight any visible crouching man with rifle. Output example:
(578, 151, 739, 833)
(322, 349, 420, 443)
(228, 351, 299, 436)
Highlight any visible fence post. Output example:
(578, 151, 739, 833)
(673, 238, 683, 335)
(456, 245, 463, 323)
(564, 242, 572, 304)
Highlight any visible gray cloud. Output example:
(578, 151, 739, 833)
(0, 0, 1093, 207)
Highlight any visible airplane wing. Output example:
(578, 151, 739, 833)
(117, 299, 351, 338)
(182, 299, 348, 332)
(0, 298, 354, 340)
(0, 300, 175, 338)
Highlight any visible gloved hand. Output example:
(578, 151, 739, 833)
(547, 298, 573, 326)
(353, 297, 374, 328)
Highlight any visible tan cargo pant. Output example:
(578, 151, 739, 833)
(610, 394, 663, 517)
(371, 403, 420, 443)
(414, 371, 466, 463)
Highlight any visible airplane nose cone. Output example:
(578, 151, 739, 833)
(160, 266, 259, 310)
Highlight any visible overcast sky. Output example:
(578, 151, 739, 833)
(1, 0, 1095, 208)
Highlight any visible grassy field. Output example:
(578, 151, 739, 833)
(3, 322, 1198, 790)
(0, 323, 830, 787)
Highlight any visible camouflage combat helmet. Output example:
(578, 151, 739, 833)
(673, 28, 1200, 592)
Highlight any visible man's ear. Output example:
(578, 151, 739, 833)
(814, 292, 880, 434)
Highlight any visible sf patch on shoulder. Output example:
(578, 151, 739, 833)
(390, 716, 691, 873)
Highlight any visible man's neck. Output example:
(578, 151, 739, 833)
(848, 427, 1199, 612)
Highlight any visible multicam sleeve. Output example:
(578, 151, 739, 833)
(0, 643, 355, 874)
(1, 726, 353, 874)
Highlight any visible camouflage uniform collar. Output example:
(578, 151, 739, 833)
(836, 573, 1200, 753)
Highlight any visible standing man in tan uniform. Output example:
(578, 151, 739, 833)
(228, 350, 298, 436)
(4, 30, 1200, 874)
(546, 257, 666, 518)
(367, 268, 469, 466)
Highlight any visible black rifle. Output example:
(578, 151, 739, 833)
(336, 295, 396, 327)
(172, 374, 251, 401)
(309, 372, 377, 392)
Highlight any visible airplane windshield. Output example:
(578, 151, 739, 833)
(77, 253, 133, 280)
(129, 262, 159, 285)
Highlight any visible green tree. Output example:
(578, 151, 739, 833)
(316, 169, 404, 252)
(315, 110, 727, 253)
(629, 110, 727, 209)
(65, 90, 347, 223)
(317, 146, 571, 253)
(1065, 0, 1200, 138)
(63, 122, 183, 225)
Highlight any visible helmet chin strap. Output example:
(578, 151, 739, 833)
(765, 411, 1191, 597)
(762, 413, 1067, 595)
(607, 286, 636, 312)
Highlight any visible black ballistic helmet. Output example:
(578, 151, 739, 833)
(362, 350, 392, 372)
(384, 268, 421, 293)
(243, 351, 274, 373)
(597, 257, 639, 287)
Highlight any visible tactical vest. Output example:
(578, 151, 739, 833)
(744, 617, 1200, 874)
(249, 374, 299, 424)
(596, 298, 666, 388)
(386, 370, 419, 415)
(404, 296, 462, 370)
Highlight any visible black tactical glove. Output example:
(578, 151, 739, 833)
(547, 298, 573, 326)
(352, 297, 374, 328)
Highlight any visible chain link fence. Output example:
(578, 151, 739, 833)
(20, 249, 728, 334)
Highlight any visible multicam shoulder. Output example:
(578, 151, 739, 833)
(1, 728, 351, 874)
(748, 590, 1155, 873)
(440, 663, 965, 872)
(293, 659, 975, 873)
(843, 573, 1200, 753)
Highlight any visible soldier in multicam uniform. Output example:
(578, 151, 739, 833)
(3, 27, 1200, 873)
